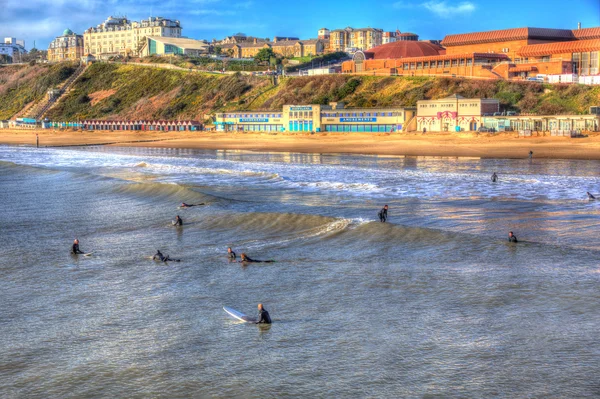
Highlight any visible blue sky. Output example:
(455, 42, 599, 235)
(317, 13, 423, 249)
(1, 0, 598, 50)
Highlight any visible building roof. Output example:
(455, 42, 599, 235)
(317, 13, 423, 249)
(270, 40, 301, 47)
(442, 27, 574, 47)
(363, 41, 444, 59)
(572, 27, 600, 40)
(397, 32, 418, 37)
(147, 36, 209, 50)
(63, 29, 74, 36)
(518, 38, 600, 57)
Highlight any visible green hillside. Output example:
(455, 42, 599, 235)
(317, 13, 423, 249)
(1, 62, 599, 122)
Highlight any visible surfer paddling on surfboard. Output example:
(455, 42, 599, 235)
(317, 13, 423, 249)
(180, 202, 205, 208)
(153, 249, 181, 263)
(239, 253, 274, 263)
(71, 239, 85, 255)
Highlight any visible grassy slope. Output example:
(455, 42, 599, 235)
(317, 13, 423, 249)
(4, 63, 597, 121)
(0, 63, 77, 119)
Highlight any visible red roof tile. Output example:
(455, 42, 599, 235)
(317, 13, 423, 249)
(363, 41, 444, 59)
(442, 27, 574, 47)
(573, 27, 600, 40)
(518, 39, 600, 57)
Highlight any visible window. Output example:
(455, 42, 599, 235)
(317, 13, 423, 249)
(444, 60, 450, 67)
(466, 59, 473, 66)
(459, 59, 465, 66)
(451, 59, 458, 66)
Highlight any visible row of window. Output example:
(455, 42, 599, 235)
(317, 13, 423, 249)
(322, 112, 398, 117)
(403, 59, 474, 70)
(324, 124, 398, 132)
(221, 114, 283, 118)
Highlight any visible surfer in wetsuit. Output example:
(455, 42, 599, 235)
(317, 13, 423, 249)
(378, 205, 389, 223)
(491, 172, 498, 182)
(180, 202, 205, 208)
(71, 239, 84, 255)
(174, 215, 183, 226)
(587, 192, 596, 200)
(153, 250, 180, 262)
(256, 303, 272, 324)
(508, 231, 518, 243)
(227, 247, 236, 260)
(239, 253, 273, 263)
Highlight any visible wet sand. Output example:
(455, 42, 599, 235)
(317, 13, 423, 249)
(2, 128, 600, 159)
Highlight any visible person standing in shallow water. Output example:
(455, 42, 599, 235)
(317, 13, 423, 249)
(508, 231, 518, 243)
(378, 205, 389, 223)
(71, 239, 84, 254)
(227, 247, 236, 260)
(491, 172, 498, 182)
(256, 303, 272, 324)
(529, 150, 533, 159)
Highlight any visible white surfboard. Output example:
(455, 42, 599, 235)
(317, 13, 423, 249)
(83, 252, 94, 257)
(223, 306, 257, 323)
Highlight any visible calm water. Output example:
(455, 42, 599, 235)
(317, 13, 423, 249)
(0, 145, 599, 398)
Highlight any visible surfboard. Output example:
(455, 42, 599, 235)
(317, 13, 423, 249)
(83, 252, 94, 257)
(223, 306, 257, 323)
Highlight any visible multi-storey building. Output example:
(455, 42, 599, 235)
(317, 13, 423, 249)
(48, 29, 84, 62)
(327, 27, 383, 53)
(0, 38, 27, 63)
(417, 94, 499, 132)
(83, 16, 182, 58)
(221, 39, 324, 59)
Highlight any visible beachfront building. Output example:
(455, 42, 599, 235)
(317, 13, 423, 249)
(327, 27, 384, 53)
(481, 114, 599, 133)
(48, 29, 84, 62)
(80, 120, 202, 131)
(341, 25, 600, 79)
(221, 39, 325, 59)
(140, 37, 209, 56)
(416, 95, 500, 132)
(0, 37, 27, 63)
(83, 16, 182, 59)
(214, 103, 416, 133)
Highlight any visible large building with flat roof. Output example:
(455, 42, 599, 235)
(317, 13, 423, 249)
(417, 94, 500, 132)
(140, 37, 209, 56)
(214, 103, 416, 133)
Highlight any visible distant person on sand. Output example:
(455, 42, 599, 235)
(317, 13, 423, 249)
(227, 247, 236, 260)
(239, 253, 274, 263)
(587, 192, 596, 200)
(174, 215, 183, 226)
(153, 250, 180, 262)
(491, 172, 498, 182)
(508, 231, 518, 243)
(71, 239, 84, 255)
(529, 150, 533, 159)
(256, 303, 272, 324)
(378, 205, 389, 223)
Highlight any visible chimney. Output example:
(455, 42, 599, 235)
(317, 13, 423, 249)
(578, 22, 581, 30)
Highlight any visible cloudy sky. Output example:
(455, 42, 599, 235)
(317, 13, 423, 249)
(1, 0, 598, 49)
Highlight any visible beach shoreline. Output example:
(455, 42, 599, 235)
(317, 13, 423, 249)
(2, 128, 600, 160)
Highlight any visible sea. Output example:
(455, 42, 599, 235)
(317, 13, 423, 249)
(0, 145, 599, 398)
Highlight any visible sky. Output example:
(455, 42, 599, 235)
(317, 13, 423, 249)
(0, 0, 599, 50)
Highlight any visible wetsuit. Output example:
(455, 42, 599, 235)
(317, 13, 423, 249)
(491, 174, 498, 182)
(175, 217, 183, 226)
(588, 193, 596, 200)
(256, 308, 272, 324)
(153, 251, 180, 262)
(378, 208, 388, 223)
(228, 251, 236, 260)
(240, 256, 273, 263)
(71, 243, 84, 254)
(508, 235, 518, 243)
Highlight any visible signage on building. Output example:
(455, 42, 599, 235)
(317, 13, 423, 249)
(290, 106, 313, 111)
(239, 118, 269, 123)
(340, 117, 377, 123)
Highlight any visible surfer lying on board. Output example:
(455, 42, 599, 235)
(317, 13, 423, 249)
(180, 202, 205, 208)
(508, 231, 518, 243)
(71, 239, 84, 255)
(174, 215, 183, 226)
(239, 253, 274, 263)
(587, 192, 596, 200)
(153, 250, 180, 262)
(227, 247, 236, 260)
(256, 303, 272, 324)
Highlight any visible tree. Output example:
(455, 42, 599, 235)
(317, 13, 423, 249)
(214, 46, 222, 56)
(254, 47, 275, 64)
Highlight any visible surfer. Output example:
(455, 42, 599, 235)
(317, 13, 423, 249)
(180, 202, 205, 208)
(587, 192, 596, 200)
(227, 247, 236, 260)
(239, 253, 273, 263)
(491, 172, 498, 182)
(71, 239, 84, 255)
(256, 303, 272, 324)
(529, 150, 533, 159)
(508, 231, 518, 243)
(378, 205, 389, 223)
(174, 215, 183, 226)
(153, 250, 180, 262)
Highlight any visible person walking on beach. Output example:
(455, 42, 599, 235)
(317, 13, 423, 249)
(71, 239, 84, 255)
(529, 150, 533, 159)
(378, 205, 389, 223)
(491, 172, 498, 182)
(508, 231, 518, 243)
(227, 247, 236, 260)
(256, 303, 272, 324)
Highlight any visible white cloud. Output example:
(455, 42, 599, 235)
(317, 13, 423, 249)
(422, 1, 476, 17)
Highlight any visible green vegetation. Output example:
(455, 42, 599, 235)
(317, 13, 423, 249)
(1, 62, 598, 121)
(0, 62, 77, 119)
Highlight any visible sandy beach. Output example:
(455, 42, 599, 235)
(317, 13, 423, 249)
(2, 128, 600, 159)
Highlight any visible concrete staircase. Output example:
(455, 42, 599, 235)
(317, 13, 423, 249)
(23, 63, 87, 121)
